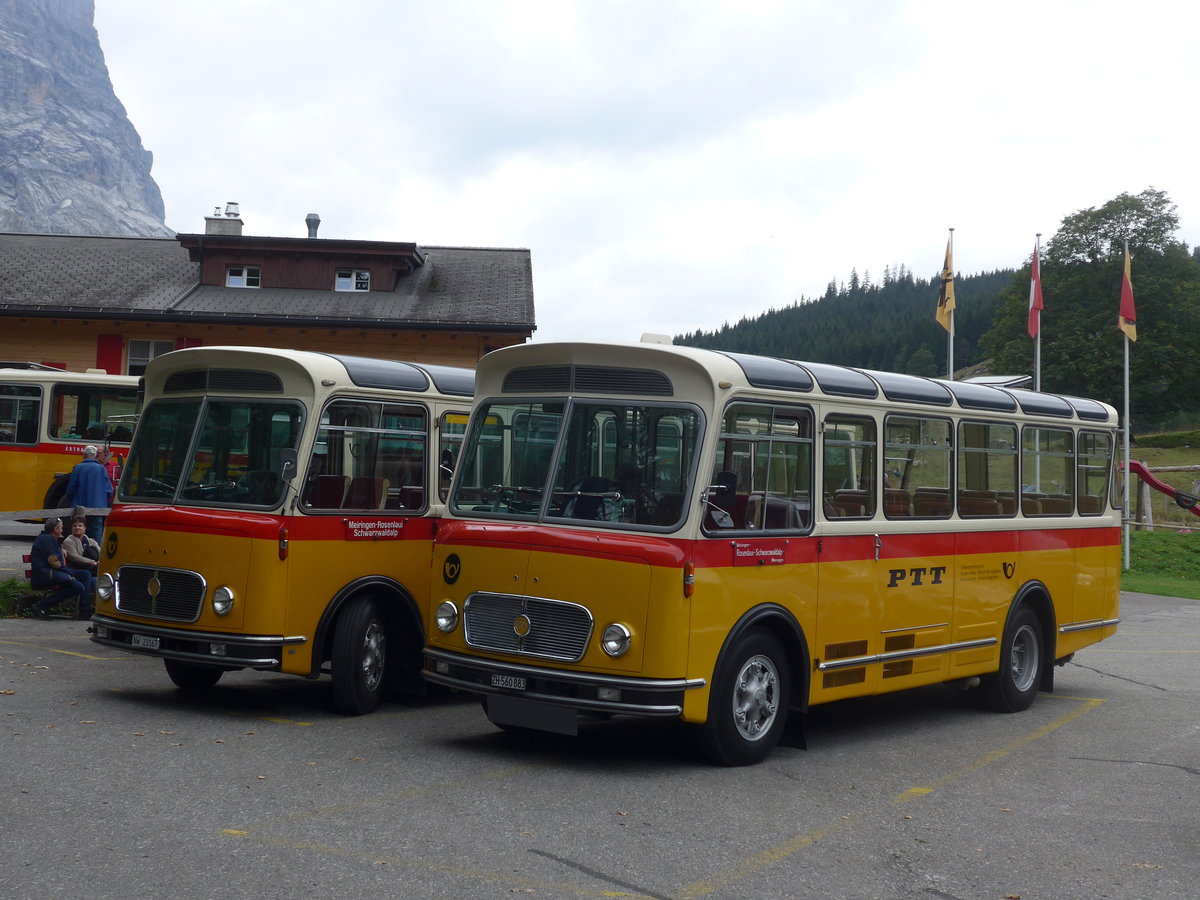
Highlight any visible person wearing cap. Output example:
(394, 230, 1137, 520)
(65, 444, 113, 543)
(28, 517, 91, 620)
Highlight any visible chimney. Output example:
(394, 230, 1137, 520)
(205, 201, 244, 236)
(305, 212, 321, 238)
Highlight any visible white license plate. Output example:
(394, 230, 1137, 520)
(131, 634, 160, 650)
(490, 673, 526, 691)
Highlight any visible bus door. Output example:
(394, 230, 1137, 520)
(874, 414, 956, 684)
(816, 414, 883, 697)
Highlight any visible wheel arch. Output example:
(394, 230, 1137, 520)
(1008, 579, 1057, 692)
(709, 603, 811, 721)
(312, 575, 424, 679)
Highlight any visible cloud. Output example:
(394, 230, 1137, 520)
(94, 0, 1200, 343)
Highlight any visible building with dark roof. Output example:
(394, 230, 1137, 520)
(0, 209, 535, 373)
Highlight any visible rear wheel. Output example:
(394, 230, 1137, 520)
(980, 605, 1043, 712)
(163, 659, 223, 692)
(700, 630, 790, 766)
(331, 598, 386, 715)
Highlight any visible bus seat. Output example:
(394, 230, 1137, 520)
(111, 426, 133, 442)
(346, 476, 389, 509)
(884, 489, 912, 517)
(745, 493, 806, 530)
(997, 492, 1018, 514)
(307, 475, 349, 508)
(1078, 495, 1104, 514)
(913, 490, 951, 516)
(1020, 497, 1042, 515)
(957, 496, 1002, 516)
(1038, 496, 1073, 514)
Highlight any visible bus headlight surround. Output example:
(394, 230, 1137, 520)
(601, 623, 632, 658)
(435, 600, 459, 633)
(212, 586, 235, 616)
(97, 572, 114, 602)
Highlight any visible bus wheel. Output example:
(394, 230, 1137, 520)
(700, 631, 790, 766)
(980, 605, 1043, 712)
(164, 659, 222, 692)
(331, 598, 386, 715)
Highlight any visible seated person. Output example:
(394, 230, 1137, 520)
(28, 518, 92, 620)
(61, 515, 100, 606)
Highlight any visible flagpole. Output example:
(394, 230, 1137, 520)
(947, 228, 955, 379)
(1122, 239, 1132, 571)
(1034, 233, 1041, 392)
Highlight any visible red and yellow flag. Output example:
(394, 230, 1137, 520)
(935, 238, 956, 332)
(1118, 247, 1137, 342)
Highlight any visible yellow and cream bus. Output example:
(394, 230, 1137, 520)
(0, 363, 138, 513)
(423, 340, 1120, 764)
(90, 346, 474, 714)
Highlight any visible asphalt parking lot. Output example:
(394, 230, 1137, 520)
(2, 525, 1197, 899)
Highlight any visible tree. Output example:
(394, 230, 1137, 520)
(980, 188, 1200, 431)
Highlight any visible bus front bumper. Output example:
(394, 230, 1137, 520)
(423, 647, 705, 719)
(89, 614, 307, 670)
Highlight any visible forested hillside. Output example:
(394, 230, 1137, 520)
(677, 188, 1200, 433)
(676, 267, 1013, 375)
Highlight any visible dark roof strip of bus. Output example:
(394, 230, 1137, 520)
(720, 352, 814, 392)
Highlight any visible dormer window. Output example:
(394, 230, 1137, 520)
(226, 265, 261, 288)
(336, 269, 371, 292)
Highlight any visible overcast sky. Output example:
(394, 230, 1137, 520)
(93, 0, 1200, 344)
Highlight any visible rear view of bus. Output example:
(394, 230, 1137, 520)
(424, 340, 1121, 764)
(0, 365, 138, 514)
(90, 346, 473, 713)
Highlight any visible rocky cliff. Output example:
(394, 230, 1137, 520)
(0, 0, 172, 237)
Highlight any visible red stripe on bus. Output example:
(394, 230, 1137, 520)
(413, 519, 1122, 569)
(107, 504, 437, 541)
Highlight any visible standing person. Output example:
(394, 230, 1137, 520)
(65, 444, 113, 543)
(28, 518, 89, 620)
(61, 515, 100, 611)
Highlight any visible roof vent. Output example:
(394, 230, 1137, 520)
(305, 212, 321, 238)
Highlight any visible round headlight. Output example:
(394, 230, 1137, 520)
(212, 586, 235, 616)
(97, 572, 115, 602)
(435, 600, 459, 633)
(601, 623, 631, 658)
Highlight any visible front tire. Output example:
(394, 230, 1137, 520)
(163, 659, 223, 692)
(331, 598, 386, 715)
(980, 605, 1043, 712)
(700, 630, 790, 766)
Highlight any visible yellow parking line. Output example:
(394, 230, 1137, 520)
(678, 697, 1105, 898)
(0, 638, 129, 660)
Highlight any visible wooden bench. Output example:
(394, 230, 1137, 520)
(19, 553, 80, 618)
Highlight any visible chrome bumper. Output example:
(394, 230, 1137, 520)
(89, 613, 307, 670)
(423, 647, 705, 717)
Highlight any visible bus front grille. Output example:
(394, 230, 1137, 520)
(115, 566, 206, 622)
(463, 593, 594, 662)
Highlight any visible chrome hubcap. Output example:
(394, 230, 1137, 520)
(732, 653, 779, 741)
(1010, 623, 1039, 693)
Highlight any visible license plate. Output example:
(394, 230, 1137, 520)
(490, 673, 526, 691)
(131, 634, 160, 650)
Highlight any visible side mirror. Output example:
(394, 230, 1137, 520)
(279, 449, 298, 483)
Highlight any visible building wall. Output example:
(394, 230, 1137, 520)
(0, 316, 527, 373)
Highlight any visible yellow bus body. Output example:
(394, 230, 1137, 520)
(425, 341, 1121, 764)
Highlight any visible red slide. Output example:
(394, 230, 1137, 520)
(1128, 459, 1200, 517)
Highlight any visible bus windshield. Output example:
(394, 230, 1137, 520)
(120, 398, 304, 507)
(450, 399, 702, 528)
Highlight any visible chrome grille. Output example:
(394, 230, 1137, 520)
(463, 593, 593, 662)
(115, 565, 206, 622)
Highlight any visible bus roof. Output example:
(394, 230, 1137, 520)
(475, 340, 1119, 426)
(142, 345, 474, 399)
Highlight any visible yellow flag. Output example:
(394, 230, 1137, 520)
(936, 238, 956, 332)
